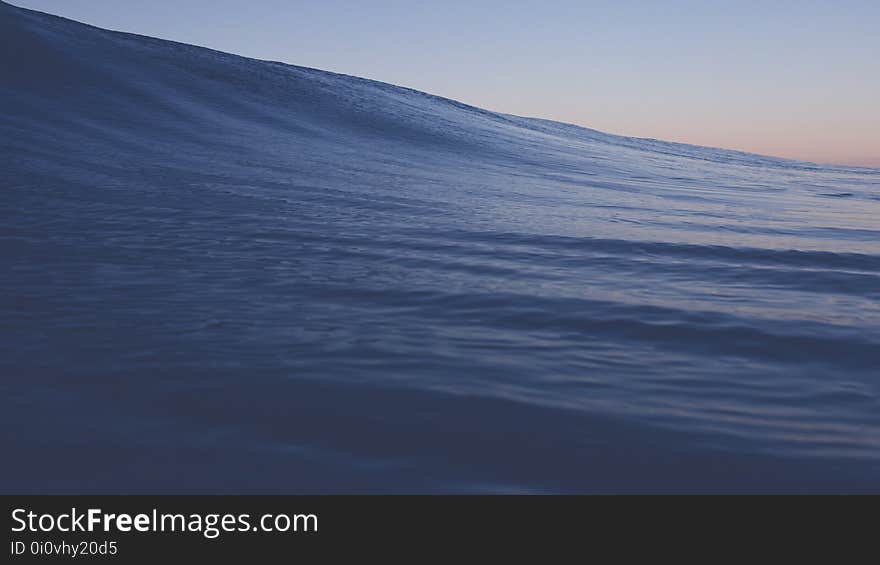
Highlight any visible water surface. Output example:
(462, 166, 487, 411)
(2, 1, 879, 492)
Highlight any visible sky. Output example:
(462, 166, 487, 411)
(12, 0, 880, 167)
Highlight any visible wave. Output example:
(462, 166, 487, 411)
(2, 0, 879, 492)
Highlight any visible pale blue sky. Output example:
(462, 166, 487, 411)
(12, 0, 880, 166)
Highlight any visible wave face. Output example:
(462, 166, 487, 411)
(2, 1, 879, 492)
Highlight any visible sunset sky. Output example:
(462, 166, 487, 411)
(14, 0, 880, 167)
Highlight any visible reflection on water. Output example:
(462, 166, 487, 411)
(2, 1, 879, 492)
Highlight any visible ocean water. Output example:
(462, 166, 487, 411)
(2, 2, 879, 492)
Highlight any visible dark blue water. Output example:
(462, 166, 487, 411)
(2, 1, 879, 492)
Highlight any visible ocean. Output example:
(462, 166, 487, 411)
(2, 1, 879, 492)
